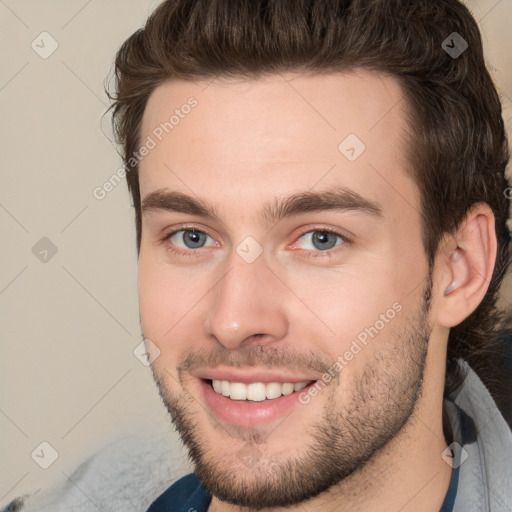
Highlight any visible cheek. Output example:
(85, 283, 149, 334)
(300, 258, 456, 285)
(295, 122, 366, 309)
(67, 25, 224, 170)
(282, 260, 403, 343)
(138, 252, 200, 345)
(282, 248, 425, 369)
(138, 253, 164, 335)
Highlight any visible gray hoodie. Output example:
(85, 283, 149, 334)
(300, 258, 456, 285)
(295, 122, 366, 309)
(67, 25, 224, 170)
(446, 361, 512, 511)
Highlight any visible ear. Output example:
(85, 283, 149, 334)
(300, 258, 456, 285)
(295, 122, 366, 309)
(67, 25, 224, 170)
(435, 203, 497, 328)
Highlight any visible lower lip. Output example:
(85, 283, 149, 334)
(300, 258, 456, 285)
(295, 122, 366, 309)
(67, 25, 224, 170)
(199, 379, 315, 428)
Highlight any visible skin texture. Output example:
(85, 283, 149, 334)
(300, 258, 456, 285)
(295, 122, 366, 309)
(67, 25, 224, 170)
(137, 71, 496, 511)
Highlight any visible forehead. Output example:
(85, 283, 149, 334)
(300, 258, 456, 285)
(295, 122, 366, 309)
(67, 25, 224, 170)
(138, 71, 419, 221)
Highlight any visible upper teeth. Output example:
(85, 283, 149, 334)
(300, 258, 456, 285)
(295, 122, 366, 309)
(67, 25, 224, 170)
(211, 380, 309, 401)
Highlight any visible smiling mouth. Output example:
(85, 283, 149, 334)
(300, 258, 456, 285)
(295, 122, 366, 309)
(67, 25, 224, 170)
(208, 379, 313, 401)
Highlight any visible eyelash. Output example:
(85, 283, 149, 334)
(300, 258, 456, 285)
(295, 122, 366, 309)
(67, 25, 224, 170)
(161, 225, 213, 258)
(290, 227, 350, 259)
(161, 225, 351, 259)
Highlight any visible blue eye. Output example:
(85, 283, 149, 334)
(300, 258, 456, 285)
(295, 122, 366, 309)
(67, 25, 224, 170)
(168, 229, 213, 249)
(162, 227, 348, 259)
(296, 230, 345, 251)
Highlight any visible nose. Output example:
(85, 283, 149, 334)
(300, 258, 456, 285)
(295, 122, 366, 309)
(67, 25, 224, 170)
(203, 250, 289, 350)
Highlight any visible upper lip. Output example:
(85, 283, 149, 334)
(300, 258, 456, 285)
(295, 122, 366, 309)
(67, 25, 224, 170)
(192, 367, 319, 384)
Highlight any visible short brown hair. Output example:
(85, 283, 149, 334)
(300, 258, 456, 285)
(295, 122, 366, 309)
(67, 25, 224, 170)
(108, 0, 511, 402)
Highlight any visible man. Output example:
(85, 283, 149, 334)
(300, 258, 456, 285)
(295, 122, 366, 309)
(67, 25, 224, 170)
(109, 0, 512, 510)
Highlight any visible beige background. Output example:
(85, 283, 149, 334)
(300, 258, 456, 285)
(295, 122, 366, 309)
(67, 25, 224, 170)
(1, 0, 511, 507)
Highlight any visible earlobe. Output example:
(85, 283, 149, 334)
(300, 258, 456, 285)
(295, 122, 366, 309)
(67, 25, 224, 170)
(435, 204, 497, 328)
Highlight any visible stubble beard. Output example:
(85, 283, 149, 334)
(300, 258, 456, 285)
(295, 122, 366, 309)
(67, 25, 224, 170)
(151, 283, 432, 509)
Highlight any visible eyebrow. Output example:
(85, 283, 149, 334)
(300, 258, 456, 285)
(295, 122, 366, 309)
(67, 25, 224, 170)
(141, 186, 383, 224)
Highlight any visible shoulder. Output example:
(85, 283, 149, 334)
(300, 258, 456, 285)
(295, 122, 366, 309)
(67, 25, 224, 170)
(147, 473, 211, 512)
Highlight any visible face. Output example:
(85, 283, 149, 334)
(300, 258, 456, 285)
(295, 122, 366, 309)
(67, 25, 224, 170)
(137, 71, 433, 508)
